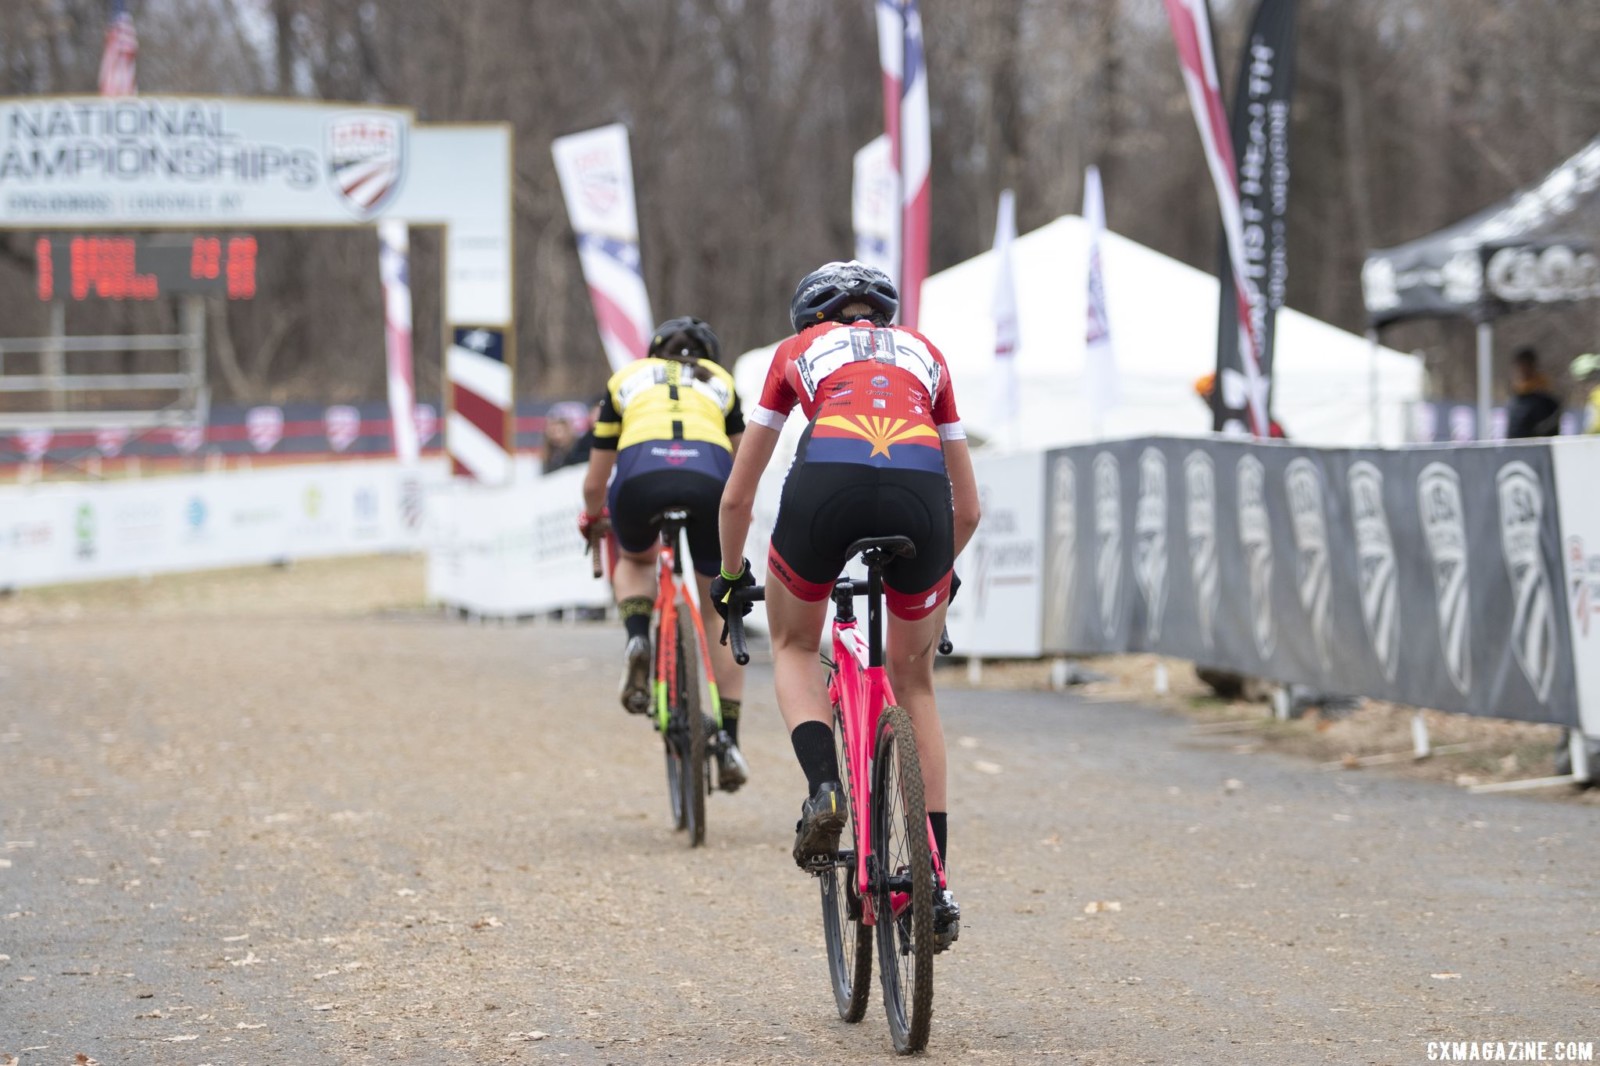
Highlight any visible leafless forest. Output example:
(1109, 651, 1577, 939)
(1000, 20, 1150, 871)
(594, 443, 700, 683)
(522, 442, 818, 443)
(2, 0, 1598, 405)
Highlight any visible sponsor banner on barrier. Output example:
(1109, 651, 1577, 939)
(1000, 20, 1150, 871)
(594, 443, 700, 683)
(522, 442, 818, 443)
(1552, 439, 1600, 736)
(946, 451, 1043, 657)
(424, 464, 610, 616)
(0, 460, 440, 589)
(1041, 437, 1583, 729)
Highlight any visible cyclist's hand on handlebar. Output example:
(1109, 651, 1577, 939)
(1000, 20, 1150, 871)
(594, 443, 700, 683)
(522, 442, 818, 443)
(578, 508, 610, 548)
(710, 559, 756, 620)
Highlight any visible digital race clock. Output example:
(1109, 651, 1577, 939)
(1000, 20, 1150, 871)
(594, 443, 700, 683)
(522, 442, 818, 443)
(33, 234, 258, 301)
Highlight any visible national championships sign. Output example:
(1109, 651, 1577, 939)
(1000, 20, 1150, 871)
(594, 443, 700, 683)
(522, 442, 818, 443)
(0, 96, 411, 224)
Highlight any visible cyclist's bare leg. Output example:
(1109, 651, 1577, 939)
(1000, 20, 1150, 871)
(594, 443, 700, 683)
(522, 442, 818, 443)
(693, 571, 743, 704)
(885, 603, 950, 812)
(764, 578, 832, 731)
(612, 545, 659, 603)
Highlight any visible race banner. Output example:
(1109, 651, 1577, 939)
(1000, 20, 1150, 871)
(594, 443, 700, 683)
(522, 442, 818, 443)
(876, 0, 931, 328)
(1042, 436, 1589, 731)
(1082, 165, 1119, 422)
(446, 327, 512, 484)
(0, 97, 412, 225)
(1163, 0, 1268, 437)
(378, 218, 419, 464)
(990, 188, 1021, 432)
(1214, 0, 1297, 429)
(852, 134, 899, 283)
(551, 123, 653, 372)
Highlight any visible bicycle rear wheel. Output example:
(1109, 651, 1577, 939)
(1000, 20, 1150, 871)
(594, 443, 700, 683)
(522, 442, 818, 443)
(674, 614, 707, 847)
(819, 701, 872, 1022)
(871, 704, 934, 1054)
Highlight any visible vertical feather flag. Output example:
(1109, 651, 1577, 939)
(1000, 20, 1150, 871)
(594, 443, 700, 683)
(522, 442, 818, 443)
(876, 0, 931, 329)
(1163, 0, 1268, 436)
(551, 124, 654, 373)
(378, 220, 418, 465)
(1083, 166, 1120, 428)
(99, 0, 138, 96)
(990, 189, 1021, 440)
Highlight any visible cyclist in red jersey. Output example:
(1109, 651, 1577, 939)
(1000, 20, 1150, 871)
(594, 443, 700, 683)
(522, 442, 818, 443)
(713, 261, 980, 949)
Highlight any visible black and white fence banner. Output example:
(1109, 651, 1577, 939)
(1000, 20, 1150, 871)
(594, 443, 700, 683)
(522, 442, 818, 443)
(1042, 437, 1597, 733)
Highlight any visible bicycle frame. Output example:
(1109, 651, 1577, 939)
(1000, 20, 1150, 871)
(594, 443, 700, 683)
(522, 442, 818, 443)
(651, 527, 722, 735)
(826, 569, 947, 926)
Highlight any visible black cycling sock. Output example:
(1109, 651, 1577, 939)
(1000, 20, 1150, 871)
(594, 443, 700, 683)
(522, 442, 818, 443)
(929, 811, 948, 868)
(619, 596, 652, 641)
(790, 720, 839, 795)
(718, 698, 741, 744)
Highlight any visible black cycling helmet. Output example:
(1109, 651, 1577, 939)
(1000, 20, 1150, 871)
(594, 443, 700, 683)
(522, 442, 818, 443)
(648, 316, 721, 364)
(789, 260, 899, 334)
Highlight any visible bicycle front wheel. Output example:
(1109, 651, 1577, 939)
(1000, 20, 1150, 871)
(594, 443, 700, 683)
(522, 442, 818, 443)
(871, 704, 934, 1054)
(674, 614, 707, 847)
(819, 702, 872, 1022)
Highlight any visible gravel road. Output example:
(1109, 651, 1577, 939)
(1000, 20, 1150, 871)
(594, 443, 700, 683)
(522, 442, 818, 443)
(1, 563, 1597, 1065)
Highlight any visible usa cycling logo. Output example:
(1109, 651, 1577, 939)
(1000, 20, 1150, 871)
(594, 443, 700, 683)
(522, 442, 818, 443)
(1237, 455, 1275, 661)
(1043, 454, 1078, 648)
(1348, 461, 1399, 681)
(1496, 462, 1556, 703)
(1184, 451, 1218, 650)
(1418, 462, 1471, 695)
(1133, 448, 1168, 643)
(327, 112, 407, 219)
(1286, 459, 1332, 671)
(1093, 452, 1122, 641)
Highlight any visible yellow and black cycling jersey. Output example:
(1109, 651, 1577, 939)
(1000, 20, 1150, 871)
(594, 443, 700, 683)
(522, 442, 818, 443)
(592, 357, 745, 454)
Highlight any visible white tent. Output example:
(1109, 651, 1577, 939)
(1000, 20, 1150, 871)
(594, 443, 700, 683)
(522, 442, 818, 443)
(735, 214, 1423, 448)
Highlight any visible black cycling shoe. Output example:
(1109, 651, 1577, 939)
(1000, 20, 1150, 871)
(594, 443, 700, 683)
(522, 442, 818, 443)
(932, 888, 961, 953)
(792, 781, 847, 867)
(619, 635, 651, 715)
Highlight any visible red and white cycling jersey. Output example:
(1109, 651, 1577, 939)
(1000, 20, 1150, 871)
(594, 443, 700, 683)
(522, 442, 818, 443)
(750, 321, 964, 472)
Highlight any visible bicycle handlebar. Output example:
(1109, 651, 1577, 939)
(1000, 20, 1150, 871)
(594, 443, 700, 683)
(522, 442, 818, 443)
(723, 585, 766, 666)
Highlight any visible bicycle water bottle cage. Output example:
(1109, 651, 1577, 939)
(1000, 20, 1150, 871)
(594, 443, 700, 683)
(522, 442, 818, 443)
(846, 536, 916, 569)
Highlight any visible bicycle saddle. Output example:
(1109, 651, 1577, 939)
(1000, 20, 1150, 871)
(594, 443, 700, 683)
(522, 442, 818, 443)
(650, 508, 691, 527)
(846, 535, 917, 562)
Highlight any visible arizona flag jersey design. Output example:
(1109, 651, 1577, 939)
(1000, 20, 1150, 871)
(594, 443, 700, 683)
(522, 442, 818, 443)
(752, 321, 964, 472)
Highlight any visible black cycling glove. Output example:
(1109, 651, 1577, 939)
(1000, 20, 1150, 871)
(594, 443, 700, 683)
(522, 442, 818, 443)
(710, 559, 756, 620)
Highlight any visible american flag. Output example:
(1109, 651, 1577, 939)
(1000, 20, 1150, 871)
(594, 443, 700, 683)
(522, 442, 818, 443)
(99, 0, 138, 97)
(876, 0, 931, 330)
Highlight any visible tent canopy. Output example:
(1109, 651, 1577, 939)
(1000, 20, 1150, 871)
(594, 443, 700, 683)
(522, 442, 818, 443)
(1362, 134, 1600, 326)
(736, 214, 1423, 449)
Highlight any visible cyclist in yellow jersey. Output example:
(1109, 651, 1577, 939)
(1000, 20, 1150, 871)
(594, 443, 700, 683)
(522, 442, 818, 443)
(579, 317, 750, 788)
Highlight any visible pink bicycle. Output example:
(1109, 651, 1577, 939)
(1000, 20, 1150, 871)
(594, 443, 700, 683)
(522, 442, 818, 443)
(727, 536, 952, 1053)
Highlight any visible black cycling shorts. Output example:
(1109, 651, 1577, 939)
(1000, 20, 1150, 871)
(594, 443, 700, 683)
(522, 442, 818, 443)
(607, 468, 726, 577)
(768, 453, 955, 620)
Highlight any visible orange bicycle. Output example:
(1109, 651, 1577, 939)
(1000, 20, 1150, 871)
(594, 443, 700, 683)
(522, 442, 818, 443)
(597, 508, 735, 846)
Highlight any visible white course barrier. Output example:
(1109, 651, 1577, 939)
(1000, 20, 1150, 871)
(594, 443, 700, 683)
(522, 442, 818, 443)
(424, 464, 611, 617)
(0, 460, 442, 589)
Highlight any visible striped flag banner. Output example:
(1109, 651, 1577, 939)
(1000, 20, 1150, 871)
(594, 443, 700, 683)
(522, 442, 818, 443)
(1163, 0, 1268, 437)
(990, 188, 1021, 437)
(1083, 165, 1120, 422)
(852, 135, 900, 284)
(877, 0, 931, 329)
(378, 219, 419, 465)
(551, 124, 653, 373)
(447, 327, 512, 483)
(98, 0, 138, 97)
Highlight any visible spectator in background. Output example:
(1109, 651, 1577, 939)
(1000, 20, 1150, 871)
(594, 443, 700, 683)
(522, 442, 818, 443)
(1505, 347, 1562, 438)
(541, 401, 593, 473)
(1571, 353, 1600, 434)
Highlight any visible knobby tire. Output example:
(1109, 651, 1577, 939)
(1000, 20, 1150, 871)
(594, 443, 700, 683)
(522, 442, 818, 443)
(871, 705, 934, 1054)
(676, 611, 707, 848)
(819, 700, 872, 1022)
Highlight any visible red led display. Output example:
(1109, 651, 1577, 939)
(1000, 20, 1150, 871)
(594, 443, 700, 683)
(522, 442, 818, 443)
(34, 234, 259, 301)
